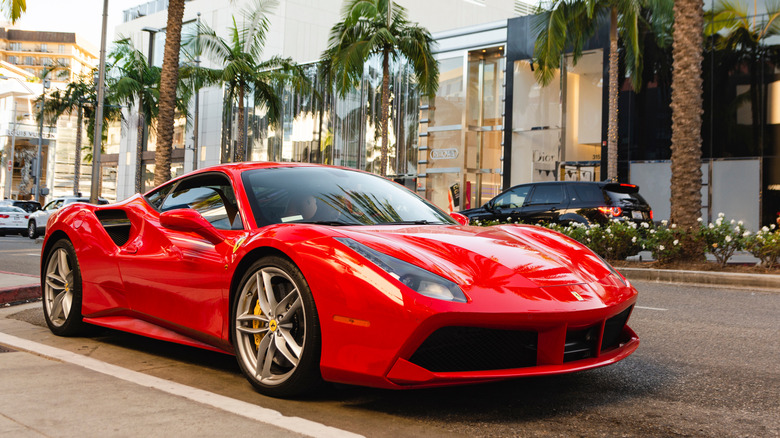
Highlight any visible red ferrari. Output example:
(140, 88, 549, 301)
(41, 163, 639, 397)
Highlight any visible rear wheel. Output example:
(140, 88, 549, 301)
(27, 221, 38, 239)
(42, 239, 87, 336)
(231, 256, 322, 397)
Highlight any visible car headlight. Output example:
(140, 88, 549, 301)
(335, 237, 467, 303)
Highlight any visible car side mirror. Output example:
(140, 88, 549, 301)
(449, 212, 469, 226)
(160, 209, 225, 245)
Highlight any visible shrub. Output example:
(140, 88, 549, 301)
(744, 225, 780, 268)
(643, 220, 686, 264)
(698, 213, 747, 267)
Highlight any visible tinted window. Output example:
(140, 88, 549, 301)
(606, 190, 649, 206)
(145, 184, 174, 210)
(160, 174, 243, 230)
(569, 184, 606, 203)
(242, 167, 454, 226)
(527, 185, 564, 205)
(492, 185, 531, 209)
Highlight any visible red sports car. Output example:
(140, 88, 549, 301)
(41, 163, 639, 397)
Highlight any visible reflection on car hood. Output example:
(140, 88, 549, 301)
(337, 224, 615, 290)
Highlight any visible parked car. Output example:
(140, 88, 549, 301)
(460, 181, 653, 225)
(0, 199, 41, 213)
(28, 196, 108, 239)
(0, 205, 30, 236)
(41, 162, 638, 398)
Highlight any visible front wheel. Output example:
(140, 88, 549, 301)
(27, 221, 38, 239)
(42, 239, 87, 336)
(231, 256, 322, 398)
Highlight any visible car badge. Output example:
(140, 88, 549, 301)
(233, 234, 247, 253)
(570, 291, 585, 301)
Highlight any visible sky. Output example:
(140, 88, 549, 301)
(10, 0, 142, 50)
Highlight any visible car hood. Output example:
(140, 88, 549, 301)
(334, 224, 621, 294)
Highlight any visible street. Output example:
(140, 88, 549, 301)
(0, 235, 40, 276)
(0, 236, 776, 438)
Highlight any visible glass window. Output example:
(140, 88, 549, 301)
(9, 42, 21, 51)
(144, 184, 174, 210)
(492, 185, 530, 209)
(242, 166, 454, 227)
(527, 184, 564, 205)
(40, 43, 47, 52)
(160, 174, 243, 230)
(58, 44, 65, 54)
(569, 184, 605, 203)
(429, 57, 464, 128)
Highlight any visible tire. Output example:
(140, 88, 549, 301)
(231, 256, 322, 397)
(42, 239, 88, 336)
(28, 220, 38, 239)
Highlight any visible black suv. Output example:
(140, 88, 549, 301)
(460, 181, 653, 225)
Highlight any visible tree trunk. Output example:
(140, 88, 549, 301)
(73, 104, 82, 196)
(153, 0, 185, 186)
(670, 0, 704, 253)
(236, 86, 246, 162)
(135, 107, 145, 193)
(607, 7, 619, 181)
(380, 46, 390, 177)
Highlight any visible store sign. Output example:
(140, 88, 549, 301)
(430, 148, 458, 160)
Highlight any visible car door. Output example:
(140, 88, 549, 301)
(488, 184, 531, 222)
(519, 183, 569, 223)
(116, 172, 246, 341)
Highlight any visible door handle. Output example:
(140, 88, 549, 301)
(120, 244, 138, 255)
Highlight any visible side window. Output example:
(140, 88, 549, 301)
(569, 184, 606, 203)
(46, 200, 63, 211)
(159, 174, 243, 230)
(527, 184, 564, 205)
(493, 185, 530, 209)
(145, 184, 174, 210)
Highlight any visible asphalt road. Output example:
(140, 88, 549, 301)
(0, 235, 40, 275)
(1, 279, 777, 437)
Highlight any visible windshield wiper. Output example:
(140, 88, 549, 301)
(296, 220, 355, 226)
(382, 220, 445, 225)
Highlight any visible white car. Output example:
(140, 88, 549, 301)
(0, 205, 30, 236)
(28, 196, 108, 239)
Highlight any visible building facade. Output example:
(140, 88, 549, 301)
(0, 28, 97, 83)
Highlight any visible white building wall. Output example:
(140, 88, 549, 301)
(113, 0, 518, 200)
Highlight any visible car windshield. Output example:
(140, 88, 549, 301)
(242, 166, 455, 227)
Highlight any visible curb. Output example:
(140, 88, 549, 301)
(619, 267, 780, 291)
(0, 285, 41, 305)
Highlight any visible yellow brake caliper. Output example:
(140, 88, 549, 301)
(253, 300, 265, 348)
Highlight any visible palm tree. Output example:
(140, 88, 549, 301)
(669, 0, 704, 255)
(153, 0, 186, 187)
(533, 0, 644, 181)
(322, 0, 438, 177)
(44, 74, 122, 195)
(1, 0, 26, 22)
(186, 0, 308, 163)
(109, 39, 161, 193)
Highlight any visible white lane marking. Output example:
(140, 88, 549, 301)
(0, 332, 362, 438)
(635, 305, 668, 311)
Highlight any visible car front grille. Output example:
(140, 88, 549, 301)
(407, 306, 634, 373)
(408, 326, 537, 372)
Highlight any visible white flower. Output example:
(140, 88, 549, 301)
(718, 212, 725, 218)
(725, 235, 732, 243)
(650, 229, 656, 234)
(631, 236, 637, 243)
(585, 230, 590, 235)
(697, 217, 703, 222)
(661, 220, 668, 226)
(659, 245, 665, 251)
(673, 239, 679, 245)
(734, 226, 740, 232)
(738, 220, 743, 226)
(716, 218, 723, 226)
(671, 224, 677, 229)
(762, 226, 770, 232)
(641, 222, 649, 228)
(743, 231, 751, 237)
(709, 223, 715, 229)
(730, 219, 735, 225)
(772, 224, 776, 230)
